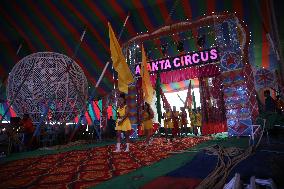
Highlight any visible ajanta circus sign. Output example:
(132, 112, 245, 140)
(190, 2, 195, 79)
(135, 48, 219, 75)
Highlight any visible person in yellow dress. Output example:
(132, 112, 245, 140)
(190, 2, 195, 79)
(114, 93, 132, 152)
(163, 107, 173, 142)
(189, 109, 196, 135)
(142, 102, 154, 145)
(195, 107, 202, 136)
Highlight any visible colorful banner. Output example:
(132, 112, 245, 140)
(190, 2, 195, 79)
(135, 48, 219, 75)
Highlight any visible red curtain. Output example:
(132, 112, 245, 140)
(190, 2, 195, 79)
(199, 76, 227, 135)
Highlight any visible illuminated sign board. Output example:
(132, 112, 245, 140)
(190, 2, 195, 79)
(135, 48, 219, 75)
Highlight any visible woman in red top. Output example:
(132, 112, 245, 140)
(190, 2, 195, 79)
(20, 114, 35, 148)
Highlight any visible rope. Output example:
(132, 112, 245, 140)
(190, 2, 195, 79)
(195, 126, 265, 189)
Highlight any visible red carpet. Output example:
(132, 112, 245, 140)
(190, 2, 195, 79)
(0, 137, 208, 189)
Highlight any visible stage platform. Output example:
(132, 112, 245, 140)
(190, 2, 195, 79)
(94, 137, 249, 189)
(0, 137, 209, 189)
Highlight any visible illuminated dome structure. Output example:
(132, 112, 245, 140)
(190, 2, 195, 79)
(7, 52, 88, 123)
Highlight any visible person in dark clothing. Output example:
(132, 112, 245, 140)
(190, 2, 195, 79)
(107, 116, 116, 139)
(262, 90, 278, 131)
(20, 114, 35, 149)
(276, 95, 284, 114)
(264, 90, 276, 112)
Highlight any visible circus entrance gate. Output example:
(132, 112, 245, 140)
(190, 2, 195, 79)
(124, 13, 258, 136)
(133, 47, 227, 135)
(158, 75, 227, 135)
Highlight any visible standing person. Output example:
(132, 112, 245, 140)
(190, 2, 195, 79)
(114, 93, 132, 152)
(189, 109, 197, 135)
(179, 107, 188, 137)
(58, 123, 66, 144)
(172, 106, 180, 139)
(276, 95, 284, 114)
(20, 114, 35, 149)
(107, 116, 116, 139)
(196, 107, 202, 136)
(64, 124, 71, 143)
(163, 108, 173, 142)
(142, 102, 154, 146)
(263, 90, 279, 131)
(264, 90, 276, 112)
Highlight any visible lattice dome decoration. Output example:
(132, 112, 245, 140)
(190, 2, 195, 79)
(7, 52, 88, 123)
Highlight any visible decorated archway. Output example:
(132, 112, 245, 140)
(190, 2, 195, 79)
(123, 13, 258, 137)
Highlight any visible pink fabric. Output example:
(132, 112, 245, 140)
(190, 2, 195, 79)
(150, 64, 220, 85)
(199, 75, 227, 135)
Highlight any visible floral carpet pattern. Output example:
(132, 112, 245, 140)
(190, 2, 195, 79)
(0, 137, 208, 189)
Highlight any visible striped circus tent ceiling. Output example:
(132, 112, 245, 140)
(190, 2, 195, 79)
(0, 0, 282, 100)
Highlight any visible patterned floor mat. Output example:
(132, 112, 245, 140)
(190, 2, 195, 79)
(0, 137, 209, 189)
